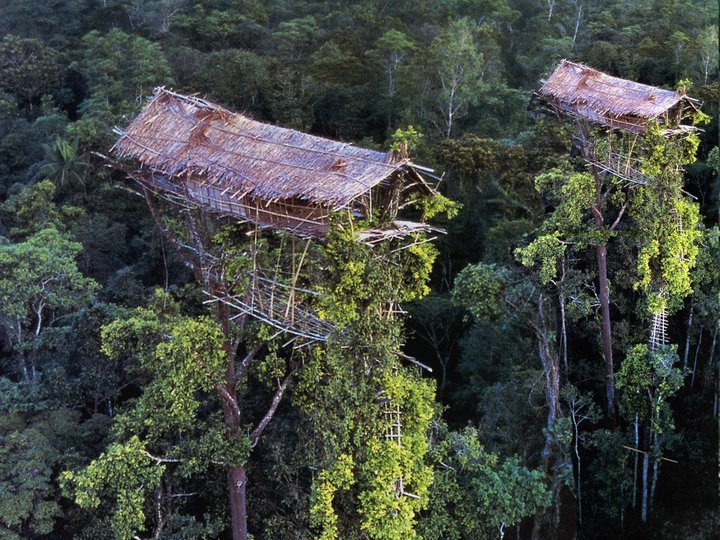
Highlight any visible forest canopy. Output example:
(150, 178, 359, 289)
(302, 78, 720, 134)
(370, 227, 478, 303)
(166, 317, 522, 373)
(0, 0, 718, 539)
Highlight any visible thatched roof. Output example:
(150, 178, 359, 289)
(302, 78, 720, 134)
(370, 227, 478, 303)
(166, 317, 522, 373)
(113, 88, 430, 208)
(535, 60, 699, 133)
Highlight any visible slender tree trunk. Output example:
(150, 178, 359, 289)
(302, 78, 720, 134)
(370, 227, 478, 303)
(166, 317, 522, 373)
(717, 325, 720, 417)
(588, 159, 615, 421)
(531, 297, 563, 540)
(570, 3, 582, 50)
(706, 323, 718, 393)
(691, 330, 703, 388)
(641, 447, 649, 522)
(559, 291, 568, 372)
(632, 415, 639, 509)
(439, 356, 448, 397)
(596, 241, 615, 419)
(143, 190, 254, 540)
(17, 352, 29, 382)
(649, 451, 659, 512)
(620, 481, 624, 531)
(16, 322, 29, 382)
(574, 413, 582, 524)
(682, 300, 694, 369)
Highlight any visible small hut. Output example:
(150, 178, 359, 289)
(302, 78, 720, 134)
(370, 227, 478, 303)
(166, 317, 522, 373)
(113, 88, 435, 238)
(534, 59, 700, 135)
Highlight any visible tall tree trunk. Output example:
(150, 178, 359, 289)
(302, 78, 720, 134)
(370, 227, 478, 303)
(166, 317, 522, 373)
(649, 451, 660, 512)
(691, 330, 703, 388)
(227, 466, 248, 540)
(573, 412, 582, 524)
(596, 241, 615, 420)
(706, 323, 718, 393)
(589, 157, 615, 421)
(632, 415, 639, 509)
(682, 300, 694, 369)
(216, 300, 248, 540)
(641, 447, 649, 522)
(17, 352, 29, 382)
(16, 322, 29, 382)
(531, 296, 564, 540)
(559, 291, 568, 372)
(143, 190, 254, 540)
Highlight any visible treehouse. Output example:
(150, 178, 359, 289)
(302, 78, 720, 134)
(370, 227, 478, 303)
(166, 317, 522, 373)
(113, 88, 436, 239)
(533, 60, 702, 352)
(112, 88, 443, 347)
(534, 59, 700, 136)
(532, 59, 702, 186)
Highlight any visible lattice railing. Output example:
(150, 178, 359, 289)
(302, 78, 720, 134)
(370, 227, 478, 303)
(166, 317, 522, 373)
(204, 275, 334, 344)
(585, 149, 653, 186)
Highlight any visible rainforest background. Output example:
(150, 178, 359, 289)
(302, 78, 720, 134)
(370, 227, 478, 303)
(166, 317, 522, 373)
(0, 0, 718, 538)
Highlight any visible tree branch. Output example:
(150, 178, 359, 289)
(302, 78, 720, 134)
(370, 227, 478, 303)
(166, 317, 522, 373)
(234, 343, 263, 386)
(609, 199, 630, 231)
(142, 187, 203, 282)
(250, 370, 296, 442)
(215, 383, 242, 421)
(142, 450, 181, 465)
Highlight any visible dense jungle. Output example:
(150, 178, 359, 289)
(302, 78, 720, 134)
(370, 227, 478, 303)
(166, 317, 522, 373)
(0, 0, 718, 538)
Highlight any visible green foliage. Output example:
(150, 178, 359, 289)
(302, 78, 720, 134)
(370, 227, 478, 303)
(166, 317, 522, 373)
(61, 436, 164, 540)
(72, 28, 173, 148)
(356, 370, 435, 539)
(38, 137, 88, 188)
(319, 221, 439, 324)
(616, 344, 683, 432)
(302, 218, 440, 540)
(414, 192, 461, 221)
(452, 263, 507, 319)
(196, 49, 269, 112)
(101, 300, 232, 447)
(69, 293, 250, 538)
(516, 232, 566, 285)
(0, 381, 96, 539)
(0, 35, 62, 105)
(0, 227, 98, 367)
(2, 180, 82, 239)
(420, 426, 550, 540)
(309, 453, 355, 540)
(428, 18, 487, 138)
(0, 0, 716, 537)
(630, 130, 703, 313)
(582, 429, 632, 527)
(516, 168, 603, 284)
(390, 125, 422, 158)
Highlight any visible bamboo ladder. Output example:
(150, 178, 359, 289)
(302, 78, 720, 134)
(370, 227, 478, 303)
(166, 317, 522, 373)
(383, 389, 405, 498)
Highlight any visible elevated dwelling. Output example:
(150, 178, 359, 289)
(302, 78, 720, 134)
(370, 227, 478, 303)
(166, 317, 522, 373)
(113, 88, 436, 239)
(534, 59, 700, 136)
(534, 60, 699, 187)
(114, 89, 437, 495)
(534, 60, 701, 350)
(113, 88, 441, 347)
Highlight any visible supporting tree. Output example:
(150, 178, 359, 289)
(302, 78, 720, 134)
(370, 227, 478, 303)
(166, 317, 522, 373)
(454, 262, 574, 539)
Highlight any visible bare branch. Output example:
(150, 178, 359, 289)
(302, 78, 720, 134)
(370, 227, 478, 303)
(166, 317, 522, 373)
(215, 383, 242, 421)
(250, 370, 296, 442)
(234, 343, 263, 385)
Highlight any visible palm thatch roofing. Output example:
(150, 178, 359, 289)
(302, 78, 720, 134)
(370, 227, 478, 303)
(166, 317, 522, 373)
(535, 59, 700, 134)
(113, 88, 433, 224)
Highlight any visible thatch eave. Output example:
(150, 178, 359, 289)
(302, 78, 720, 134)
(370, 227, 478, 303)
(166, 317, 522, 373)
(112, 88, 429, 209)
(113, 88, 437, 236)
(533, 59, 701, 134)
